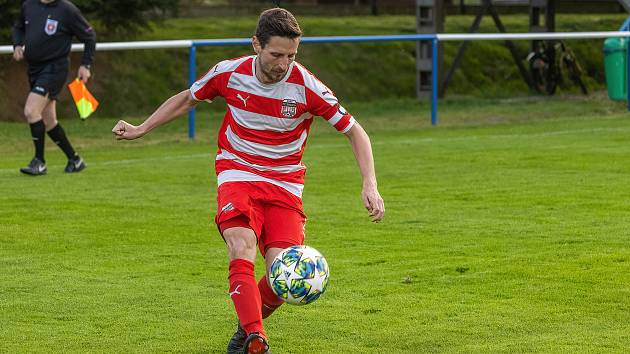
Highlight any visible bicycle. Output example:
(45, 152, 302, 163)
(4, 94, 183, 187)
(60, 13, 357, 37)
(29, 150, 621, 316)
(526, 40, 588, 95)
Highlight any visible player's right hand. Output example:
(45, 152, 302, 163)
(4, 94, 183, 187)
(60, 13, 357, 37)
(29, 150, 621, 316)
(112, 120, 144, 140)
(13, 46, 24, 61)
(362, 182, 385, 223)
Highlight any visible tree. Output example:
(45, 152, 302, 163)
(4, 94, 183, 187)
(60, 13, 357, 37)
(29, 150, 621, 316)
(0, 0, 180, 43)
(0, 0, 22, 43)
(74, 0, 180, 38)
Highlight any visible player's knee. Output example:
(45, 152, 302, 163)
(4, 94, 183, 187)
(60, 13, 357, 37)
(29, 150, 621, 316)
(224, 230, 257, 260)
(23, 105, 41, 122)
(227, 241, 256, 260)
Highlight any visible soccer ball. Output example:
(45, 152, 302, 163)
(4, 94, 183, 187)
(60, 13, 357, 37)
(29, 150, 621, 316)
(269, 245, 329, 305)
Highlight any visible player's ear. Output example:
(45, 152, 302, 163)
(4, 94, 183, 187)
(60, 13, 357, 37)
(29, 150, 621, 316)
(252, 36, 261, 55)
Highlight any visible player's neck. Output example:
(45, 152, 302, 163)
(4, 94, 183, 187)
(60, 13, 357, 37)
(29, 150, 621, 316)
(254, 57, 282, 85)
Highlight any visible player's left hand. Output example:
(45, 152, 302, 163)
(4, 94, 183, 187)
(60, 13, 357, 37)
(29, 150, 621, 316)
(361, 182, 385, 223)
(78, 65, 91, 83)
(112, 120, 144, 140)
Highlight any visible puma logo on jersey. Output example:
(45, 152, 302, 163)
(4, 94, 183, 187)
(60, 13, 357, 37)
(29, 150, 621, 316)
(236, 93, 250, 107)
(228, 285, 242, 297)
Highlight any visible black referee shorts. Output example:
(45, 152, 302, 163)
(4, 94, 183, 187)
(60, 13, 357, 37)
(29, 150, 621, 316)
(28, 58, 69, 100)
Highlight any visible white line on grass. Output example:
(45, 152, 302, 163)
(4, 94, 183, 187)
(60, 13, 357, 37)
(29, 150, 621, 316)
(369, 126, 630, 146)
(98, 153, 211, 166)
(0, 153, 210, 175)
(1, 126, 628, 175)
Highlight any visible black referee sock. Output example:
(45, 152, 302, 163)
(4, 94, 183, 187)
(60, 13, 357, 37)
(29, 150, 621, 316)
(47, 123, 77, 160)
(29, 120, 46, 163)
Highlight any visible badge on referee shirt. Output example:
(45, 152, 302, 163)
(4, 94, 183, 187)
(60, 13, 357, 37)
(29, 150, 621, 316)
(281, 99, 297, 118)
(45, 19, 58, 35)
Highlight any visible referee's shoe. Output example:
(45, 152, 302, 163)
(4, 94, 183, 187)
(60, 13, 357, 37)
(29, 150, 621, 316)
(65, 155, 86, 173)
(20, 157, 47, 176)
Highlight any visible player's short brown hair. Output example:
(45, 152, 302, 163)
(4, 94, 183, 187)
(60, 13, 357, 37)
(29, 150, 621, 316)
(255, 8, 302, 48)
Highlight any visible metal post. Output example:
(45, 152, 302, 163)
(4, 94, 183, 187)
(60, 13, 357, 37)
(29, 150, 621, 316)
(188, 45, 197, 139)
(431, 38, 438, 125)
(417, 0, 444, 100)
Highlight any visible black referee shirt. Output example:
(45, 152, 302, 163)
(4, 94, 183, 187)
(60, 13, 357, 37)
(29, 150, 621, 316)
(12, 0, 96, 66)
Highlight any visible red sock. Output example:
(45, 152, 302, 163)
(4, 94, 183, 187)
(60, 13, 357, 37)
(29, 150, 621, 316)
(228, 259, 266, 337)
(258, 275, 284, 319)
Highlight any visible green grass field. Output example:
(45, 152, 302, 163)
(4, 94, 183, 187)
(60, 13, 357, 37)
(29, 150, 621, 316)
(1, 96, 629, 352)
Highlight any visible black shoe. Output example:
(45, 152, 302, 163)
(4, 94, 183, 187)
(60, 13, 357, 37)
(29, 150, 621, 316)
(20, 157, 47, 176)
(65, 155, 86, 173)
(227, 323, 247, 354)
(243, 333, 269, 354)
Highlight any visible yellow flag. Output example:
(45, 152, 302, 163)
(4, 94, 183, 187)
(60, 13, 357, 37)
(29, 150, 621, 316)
(67, 79, 99, 119)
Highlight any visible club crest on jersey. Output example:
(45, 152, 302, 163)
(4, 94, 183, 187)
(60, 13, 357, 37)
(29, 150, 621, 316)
(45, 19, 58, 35)
(281, 99, 297, 118)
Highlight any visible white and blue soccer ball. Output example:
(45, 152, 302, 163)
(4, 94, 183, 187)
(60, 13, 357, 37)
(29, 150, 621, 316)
(269, 245, 329, 305)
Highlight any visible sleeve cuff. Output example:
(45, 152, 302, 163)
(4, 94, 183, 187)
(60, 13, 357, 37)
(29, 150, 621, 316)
(341, 117, 356, 134)
(190, 88, 212, 103)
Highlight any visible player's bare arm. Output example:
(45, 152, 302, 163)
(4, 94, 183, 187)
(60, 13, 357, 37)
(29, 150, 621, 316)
(112, 90, 197, 140)
(344, 123, 385, 222)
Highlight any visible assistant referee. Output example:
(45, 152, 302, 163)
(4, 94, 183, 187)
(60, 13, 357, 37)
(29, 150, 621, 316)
(12, 0, 96, 175)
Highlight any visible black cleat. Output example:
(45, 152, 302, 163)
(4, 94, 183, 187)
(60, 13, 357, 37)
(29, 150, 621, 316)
(65, 155, 86, 173)
(227, 323, 247, 354)
(243, 333, 269, 354)
(20, 157, 47, 176)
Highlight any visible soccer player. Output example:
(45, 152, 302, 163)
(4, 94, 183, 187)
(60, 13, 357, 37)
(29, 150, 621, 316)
(112, 8, 384, 354)
(12, 0, 95, 175)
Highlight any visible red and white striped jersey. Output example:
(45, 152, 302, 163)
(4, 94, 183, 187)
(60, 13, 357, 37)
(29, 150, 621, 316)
(190, 55, 355, 199)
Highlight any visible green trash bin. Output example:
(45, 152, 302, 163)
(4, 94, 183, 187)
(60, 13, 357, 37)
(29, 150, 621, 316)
(603, 37, 627, 100)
